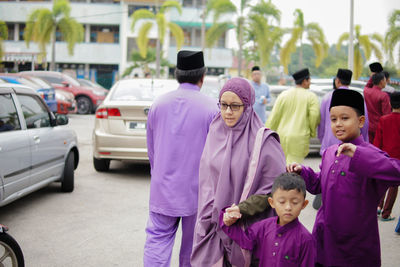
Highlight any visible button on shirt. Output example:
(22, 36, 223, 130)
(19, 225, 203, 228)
(220, 214, 316, 267)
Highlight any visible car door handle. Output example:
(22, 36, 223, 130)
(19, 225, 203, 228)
(33, 135, 40, 144)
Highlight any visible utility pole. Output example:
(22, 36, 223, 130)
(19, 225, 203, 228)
(348, 0, 354, 71)
(201, 0, 206, 51)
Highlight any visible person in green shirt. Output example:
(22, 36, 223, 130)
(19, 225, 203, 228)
(266, 68, 320, 164)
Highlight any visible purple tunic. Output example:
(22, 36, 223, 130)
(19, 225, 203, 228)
(317, 87, 369, 155)
(219, 212, 316, 267)
(300, 135, 400, 266)
(146, 83, 219, 216)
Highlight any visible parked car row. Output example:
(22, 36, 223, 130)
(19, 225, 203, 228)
(0, 71, 108, 114)
(0, 83, 79, 207)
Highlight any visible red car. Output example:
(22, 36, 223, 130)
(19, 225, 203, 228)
(55, 89, 77, 114)
(21, 71, 108, 114)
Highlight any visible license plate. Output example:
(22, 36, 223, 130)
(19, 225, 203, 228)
(129, 122, 146, 130)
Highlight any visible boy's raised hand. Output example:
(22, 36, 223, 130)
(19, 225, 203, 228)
(223, 204, 242, 226)
(286, 163, 302, 174)
(337, 143, 357, 158)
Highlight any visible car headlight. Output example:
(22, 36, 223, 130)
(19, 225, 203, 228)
(92, 89, 107, 96)
(56, 92, 67, 101)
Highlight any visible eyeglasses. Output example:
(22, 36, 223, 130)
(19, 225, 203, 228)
(218, 102, 244, 111)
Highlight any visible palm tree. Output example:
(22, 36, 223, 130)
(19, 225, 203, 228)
(24, 0, 84, 71)
(131, 0, 184, 78)
(247, 0, 283, 70)
(280, 9, 328, 74)
(122, 48, 171, 77)
(337, 24, 384, 79)
(206, 0, 252, 76)
(385, 10, 400, 67)
(0, 21, 8, 65)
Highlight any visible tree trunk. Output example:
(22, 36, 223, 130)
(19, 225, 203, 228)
(299, 43, 303, 70)
(201, 0, 206, 51)
(238, 18, 243, 77)
(50, 29, 56, 71)
(155, 37, 161, 78)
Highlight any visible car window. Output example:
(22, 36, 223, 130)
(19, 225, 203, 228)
(110, 80, 177, 101)
(0, 93, 21, 132)
(17, 94, 51, 129)
(28, 76, 52, 89)
(40, 75, 64, 84)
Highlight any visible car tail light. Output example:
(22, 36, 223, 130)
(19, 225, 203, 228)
(95, 108, 121, 119)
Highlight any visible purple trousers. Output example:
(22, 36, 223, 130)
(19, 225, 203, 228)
(378, 186, 398, 219)
(144, 211, 196, 267)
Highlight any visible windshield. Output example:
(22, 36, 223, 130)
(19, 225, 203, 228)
(110, 79, 178, 101)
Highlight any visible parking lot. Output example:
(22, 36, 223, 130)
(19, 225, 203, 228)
(0, 114, 399, 266)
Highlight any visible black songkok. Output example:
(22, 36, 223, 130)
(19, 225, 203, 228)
(329, 89, 365, 115)
(252, 66, 260, 72)
(176, 50, 204, 70)
(369, 62, 383, 73)
(292, 68, 310, 81)
(336, 68, 352, 84)
(390, 92, 400, 108)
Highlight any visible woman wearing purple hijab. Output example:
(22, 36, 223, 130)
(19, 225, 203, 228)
(191, 77, 286, 266)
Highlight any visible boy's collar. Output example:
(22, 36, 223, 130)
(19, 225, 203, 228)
(341, 135, 364, 146)
(276, 217, 300, 234)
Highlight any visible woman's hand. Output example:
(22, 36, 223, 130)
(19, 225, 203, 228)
(286, 163, 302, 174)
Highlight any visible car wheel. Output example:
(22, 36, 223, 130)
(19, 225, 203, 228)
(0, 233, 25, 267)
(61, 152, 74, 192)
(93, 157, 110, 172)
(76, 96, 93, 114)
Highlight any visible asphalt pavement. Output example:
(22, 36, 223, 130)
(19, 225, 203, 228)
(0, 114, 399, 266)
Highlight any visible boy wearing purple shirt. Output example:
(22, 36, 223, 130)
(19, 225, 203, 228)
(219, 173, 316, 267)
(288, 89, 400, 266)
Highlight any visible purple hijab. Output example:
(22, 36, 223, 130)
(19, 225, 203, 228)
(191, 78, 286, 266)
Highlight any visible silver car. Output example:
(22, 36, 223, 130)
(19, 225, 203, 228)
(92, 77, 222, 171)
(0, 83, 79, 207)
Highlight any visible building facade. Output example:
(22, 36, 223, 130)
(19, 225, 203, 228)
(0, 0, 233, 88)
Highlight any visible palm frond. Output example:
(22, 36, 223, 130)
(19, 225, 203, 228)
(131, 9, 155, 31)
(359, 35, 372, 59)
(211, 0, 236, 22)
(0, 20, 8, 41)
(168, 22, 184, 50)
(53, 0, 71, 18)
(136, 21, 153, 59)
(369, 42, 383, 62)
(250, 0, 280, 24)
(293, 9, 304, 28)
(160, 0, 182, 15)
(206, 22, 231, 48)
(388, 10, 400, 27)
(58, 18, 84, 55)
(156, 13, 166, 44)
(336, 32, 349, 50)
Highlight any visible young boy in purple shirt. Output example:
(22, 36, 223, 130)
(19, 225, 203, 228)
(288, 89, 400, 266)
(219, 173, 316, 267)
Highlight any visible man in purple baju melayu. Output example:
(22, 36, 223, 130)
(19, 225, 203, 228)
(144, 50, 219, 267)
(288, 89, 400, 267)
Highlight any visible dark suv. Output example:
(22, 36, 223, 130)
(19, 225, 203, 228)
(21, 71, 108, 114)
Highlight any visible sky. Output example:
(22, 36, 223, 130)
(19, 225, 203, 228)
(230, 0, 400, 46)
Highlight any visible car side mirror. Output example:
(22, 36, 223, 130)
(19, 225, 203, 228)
(55, 114, 69, 126)
(61, 81, 70, 87)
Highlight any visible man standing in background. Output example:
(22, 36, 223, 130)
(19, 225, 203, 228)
(266, 68, 320, 164)
(364, 62, 392, 143)
(251, 66, 270, 123)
